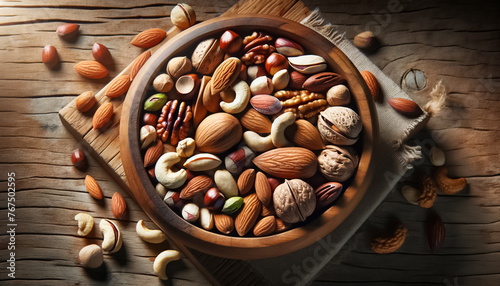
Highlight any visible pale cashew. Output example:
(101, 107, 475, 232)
(74, 213, 94, 236)
(271, 112, 295, 147)
(214, 170, 238, 198)
(99, 219, 122, 253)
(155, 152, 187, 189)
(220, 80, 251, 114)
(243, 131, 274, 152)
(153, 250, 181, 280)
(176, 137, 196, 158)
(136, 220, 166, 244)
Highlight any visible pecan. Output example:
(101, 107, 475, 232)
(156, 100, 192, 145)
(418, 173, 437, 208)
(241, 32, 275, 65)
(371, 223, 408, 254)
(276, 90, 328, 118)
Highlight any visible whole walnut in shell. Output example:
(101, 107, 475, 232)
(273, 179, 316, 223)
(318, 145, 359, 182)
(317, 106, 362, 145)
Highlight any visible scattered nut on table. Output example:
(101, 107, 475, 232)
(74, 213, 94, 236)
(153, 250, 181, 280)
(78, 244, 103, 268)
(99, 219, 122, 253)
(136, 220, 166, 244)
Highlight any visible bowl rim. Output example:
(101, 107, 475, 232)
(120, 14, 379, 259)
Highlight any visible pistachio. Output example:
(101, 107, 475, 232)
(144, 93, 167, 111)
(170, 3, 196, 30)
(222, 196, 243, 214)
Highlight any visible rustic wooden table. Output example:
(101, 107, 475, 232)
(1, 0, 499, 285)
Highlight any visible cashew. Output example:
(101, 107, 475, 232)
(74, 213, 94, 236)
(155, 152, 187, 189)
(176, 137, 196, 158)
(271, 112, 295, 147)
(243, 131, 274, 152)
(153, 250, 181, 280)
(220, 80, 251, 114)
(214, 170, 238, 198)
(99, 219, 122, 253)
(433, 166, 467, 194)
(78, 244, 103, 268)
(136, 220, 166, 244)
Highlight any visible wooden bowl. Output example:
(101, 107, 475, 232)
(120, 15, 379, 259)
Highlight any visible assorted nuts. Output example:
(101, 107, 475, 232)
(138, 29, 363, 237)
(99, 219, 123, 253)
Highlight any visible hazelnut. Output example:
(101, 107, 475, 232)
(220, 30, 243, 54)
(326, 84, 351, 106)
(71, 149, 87, 170)
(170, 3, 196, 30)
(166, 56, 192, 79)
(265, 53, 288, 76)
(142, 113, 158, 126)
(175, 73, 200, 101)
(153, 73, 174, 93)
(204, 187, 225, 212)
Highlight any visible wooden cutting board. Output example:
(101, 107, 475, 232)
(59, 0, 312, 284)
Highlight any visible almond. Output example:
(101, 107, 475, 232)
(85, 175, 103, 199)
(285, 119, 325, 150)
(130, 50, 152, 81)
(74, 61, 108, 79)
(253, 216, 276, 237)
(239, 105, 272, 133)
(237, 168, 256, 195)
(42, 45, 59, 69)
(214, 214, 234, 234)
(302, 72, 346, 93)
(92, 43, 113, 66)
(260, 204, 275, 217)
(275, 218, 290, 233)
(56, 23, 80, 38)
(255, 172, 272, 206)
(235, 193, 261, 236)
(76, 91, 96, 112)
(361, 70, 381, 102)
(111, 192, 127, 219)
(253, 147, 317, 179)
(130, 28, 166, 48)
(195, 113, 242, 154)
(143, 140, 163, 168)
(106, 75, 131, 98)
(388, 98, 424, 118)
(180, 175, 213, 200)
(249, 95, 283, 115)
(92, 102, 113, 130)
(211, 57, 242, 94)
(427, 213, 445, 251)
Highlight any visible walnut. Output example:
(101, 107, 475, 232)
(371, 223, 408, 254)
(273, 179, 316, 224)
(275, 90, 327, 118)
(318, 145, 359, 182)
(156, 100, 192, 145)
(418, 173, 437, 208)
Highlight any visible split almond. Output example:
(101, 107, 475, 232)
(106, 75, 131, 98)
(361, 70, 381, 102)
(85, 175, 103, 200)
(92, 102, 113, 130)
(130, 50, 151, 81)
(235, 193, 261, 236)
(253, 216, 276, 237)
(111, 192, 127, 219)
(143, 140, 163, 168)
(74, 61, 108, 79)
(130, 28, 166, 49)
(76, 91, 96, 112)
(42, 45, 59, 69)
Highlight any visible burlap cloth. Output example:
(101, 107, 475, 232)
(248, 10, 445, 285)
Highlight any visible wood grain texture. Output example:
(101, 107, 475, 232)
(0, 0, 499, 285)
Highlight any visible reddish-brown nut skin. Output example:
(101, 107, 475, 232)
(315, 182, 343, 209)
(142, 113, 158, 126)
(220, 30, 243, 54)
(267, 177, 281, 192)
(71, 149, 87, 170)
(92, 43, 113, 66)
(42, 45, 59, 69)
(204, 187, 225, 212)
(265, 53, 288, 76)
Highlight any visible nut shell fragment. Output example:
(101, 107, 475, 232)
(273, 179, 315, 223)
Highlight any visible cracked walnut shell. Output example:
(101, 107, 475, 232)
(273, 179, 316, 224)
(371, 223, 407, 254)
(318, 145, 359, 182)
